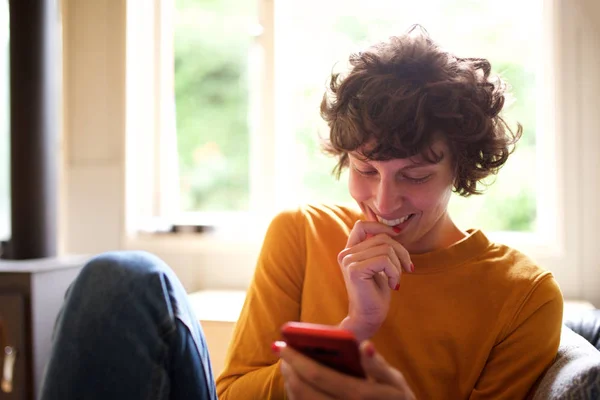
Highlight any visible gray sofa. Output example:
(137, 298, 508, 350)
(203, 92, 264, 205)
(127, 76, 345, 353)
(530, 310, 600, 399)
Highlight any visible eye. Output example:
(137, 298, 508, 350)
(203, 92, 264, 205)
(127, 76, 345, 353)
(350, 162, 378, 177)
(355, 168, 378, 177)
(405, 174, 432, 184)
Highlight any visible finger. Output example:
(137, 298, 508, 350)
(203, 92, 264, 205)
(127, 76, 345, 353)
(359, 341, 416, 398)
(390, 240, 412, 273)
(364, 204, 379, 222)
(346, 220, 400, 248)
(359, 341, 400, 383)
(374, 271, 391, 290)
(345, 256, 400, 290)
(340, 234, 413, 274)
(280, 361, 297, 400)
(386, 247, 403, 289)
(341, 243, 401, 271)
(279, 343, 363, 399)
(340, 244, 401, 290)
(284, 358, 395, 400)
(281, 360, 333, 400)
(368, 235, 412, 273)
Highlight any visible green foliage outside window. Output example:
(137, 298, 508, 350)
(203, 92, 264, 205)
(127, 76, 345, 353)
(174, 0, 539, 232)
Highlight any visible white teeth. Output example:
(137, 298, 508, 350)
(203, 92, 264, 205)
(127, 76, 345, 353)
(380, 218, 401, 226)
(378, 214, 412, 226)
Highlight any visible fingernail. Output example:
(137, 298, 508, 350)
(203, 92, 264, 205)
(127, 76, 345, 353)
(365, 342, 376, 358)
(271, 341, 284, 354)
(394, 283, 400, 291)
(393, 227, 401, 233)
(410, 263, 415, 273)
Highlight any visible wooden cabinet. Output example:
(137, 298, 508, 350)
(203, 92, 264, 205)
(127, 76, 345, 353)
(0, 257, 87, 400)
(0, 294, 25, 400)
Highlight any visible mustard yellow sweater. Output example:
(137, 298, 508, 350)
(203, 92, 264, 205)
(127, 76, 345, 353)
(216, 204, 563, 399)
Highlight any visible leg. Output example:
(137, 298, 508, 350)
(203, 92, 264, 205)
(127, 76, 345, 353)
(39, 251, 217, 400)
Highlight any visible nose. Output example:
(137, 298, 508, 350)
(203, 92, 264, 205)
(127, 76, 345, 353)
(373, 179, 402, 216)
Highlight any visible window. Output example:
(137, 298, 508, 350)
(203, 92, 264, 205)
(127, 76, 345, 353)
(0, 0, 9, 242)
(171, 0, 546, 235)
(119, 0, 599, 300)
(174, 0, 256, 213)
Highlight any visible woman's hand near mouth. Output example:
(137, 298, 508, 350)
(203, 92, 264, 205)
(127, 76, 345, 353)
(337, 211, 414, 341)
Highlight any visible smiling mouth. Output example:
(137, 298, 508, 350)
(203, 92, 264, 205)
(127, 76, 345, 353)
(377, 214, 415, 227)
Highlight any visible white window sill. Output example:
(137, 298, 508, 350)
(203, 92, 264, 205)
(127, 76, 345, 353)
(188, 290, 247, 323)
(188, 290, 596, 324)
(127, 226, 561, 258)
(123, 227, 578, 296)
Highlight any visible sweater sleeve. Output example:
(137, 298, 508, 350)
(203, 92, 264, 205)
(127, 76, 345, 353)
(469, 274, 563, 399)
(216, 209, 306, 400)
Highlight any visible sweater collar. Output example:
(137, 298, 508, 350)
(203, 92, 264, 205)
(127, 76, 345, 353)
(409, 229, 492, 273)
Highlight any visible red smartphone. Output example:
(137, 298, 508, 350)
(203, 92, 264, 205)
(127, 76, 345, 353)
(280, 321, 366, 378)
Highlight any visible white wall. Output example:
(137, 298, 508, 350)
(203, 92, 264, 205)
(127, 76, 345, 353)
(60, 0, 600, 303)
(571, 0, 600, 306)
(61, 0, 126, 255)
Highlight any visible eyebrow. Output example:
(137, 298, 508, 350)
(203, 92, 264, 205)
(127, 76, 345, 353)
(400, 163, 433, 170)
(349, 153, 438, 170)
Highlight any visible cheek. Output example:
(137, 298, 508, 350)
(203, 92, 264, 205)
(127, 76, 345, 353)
(413, 181, 453, 212)
(348, 173, 371, 201)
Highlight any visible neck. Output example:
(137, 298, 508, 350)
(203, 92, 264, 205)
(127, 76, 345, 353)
(406, 212, 467, 254)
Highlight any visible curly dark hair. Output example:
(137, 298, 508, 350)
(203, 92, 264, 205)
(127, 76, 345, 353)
(320, 26, 522, 196)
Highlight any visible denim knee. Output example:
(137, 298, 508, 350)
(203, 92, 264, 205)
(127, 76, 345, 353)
(84, 250, 170, 279)
(72, 251, 173, 300)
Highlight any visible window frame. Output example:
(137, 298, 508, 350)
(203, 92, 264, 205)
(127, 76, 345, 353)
(0, 0, 10, 242)
(123, 0, 596, 300)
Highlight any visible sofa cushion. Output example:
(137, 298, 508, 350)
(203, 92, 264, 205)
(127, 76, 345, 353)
(532, 326, 600, 399)
(565, 310, 600, 351)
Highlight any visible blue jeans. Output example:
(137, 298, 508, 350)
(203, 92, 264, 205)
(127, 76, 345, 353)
(39, 251, 218, 400)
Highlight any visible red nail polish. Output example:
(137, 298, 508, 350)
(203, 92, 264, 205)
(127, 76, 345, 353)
(410, 263, 415, 273)
(271, 341, 281, 354)
(394, 283, 400, 291)
(393, 227, 401, 233)
(365, 343, 376, 358)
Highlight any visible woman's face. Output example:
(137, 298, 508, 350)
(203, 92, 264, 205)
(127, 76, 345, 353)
(348, 139, 459, 253)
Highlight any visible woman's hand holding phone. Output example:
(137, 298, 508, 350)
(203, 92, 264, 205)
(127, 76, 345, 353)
(337, 216, 413, 341)
(275, 339, 416, 400)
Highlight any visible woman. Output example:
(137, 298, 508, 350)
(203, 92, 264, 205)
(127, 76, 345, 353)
(40, 28, 561, 400)
(215, 29, 563, 399)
